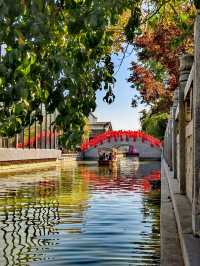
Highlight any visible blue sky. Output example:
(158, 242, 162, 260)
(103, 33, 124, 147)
(95, 46, 144, 130)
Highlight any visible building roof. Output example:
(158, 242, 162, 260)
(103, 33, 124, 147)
(89, 121, 113, 131)
(89, 113, 97, 121)
(89, 122, 111, 125)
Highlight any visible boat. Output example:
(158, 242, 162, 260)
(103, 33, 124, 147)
(126, 152, 139, 157)
(98, 159, 117, 167)
(98, 148, 117, 166)
(126, 145, 139, 157)
(98, 160, 110, 166)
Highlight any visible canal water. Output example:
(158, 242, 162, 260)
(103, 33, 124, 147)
(0, 158, 160, 266)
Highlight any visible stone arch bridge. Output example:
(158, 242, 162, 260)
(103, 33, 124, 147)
(81, 130, 162, 160)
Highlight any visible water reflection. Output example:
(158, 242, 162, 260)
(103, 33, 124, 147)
(0, 159, 160, 265)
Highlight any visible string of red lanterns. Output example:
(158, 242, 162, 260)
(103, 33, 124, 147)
(81, 130, 162, 151)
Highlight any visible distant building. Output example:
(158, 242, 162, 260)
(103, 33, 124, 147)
(88, 113, 112, 139)
(88, 113, 98, 124)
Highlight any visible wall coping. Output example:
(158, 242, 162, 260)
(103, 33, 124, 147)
(175, 104, 179, 120)
(184, 64, 194, 100)
(0, 148, 61, 162)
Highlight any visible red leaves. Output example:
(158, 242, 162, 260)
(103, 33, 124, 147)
(134, 23, 182, 89)
(128, 64, 166, 103)
(128, 20, 193, 110)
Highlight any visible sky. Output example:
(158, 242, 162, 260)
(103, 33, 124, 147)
(95, 46, 144, 130)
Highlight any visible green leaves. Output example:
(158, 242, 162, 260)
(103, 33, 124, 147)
(0, 0, 134, 148)
(194, 0, 200, 9)
(125, 6, 141, 42)
(140, 111, 169, 140)
(84, 30, 104, 48)
(67, 18, 85, 34)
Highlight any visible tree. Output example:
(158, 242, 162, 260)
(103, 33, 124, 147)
(126, 0, 195, 138)
(140, 111, 168, 140)
(0, 0, 133, 148)
(82, 117, 90, 143)
(128, 2, 195, 112)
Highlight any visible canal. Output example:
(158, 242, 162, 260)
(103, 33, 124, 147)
(0, 158, 160, 266)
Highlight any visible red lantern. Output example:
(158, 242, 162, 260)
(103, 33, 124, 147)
(80, 130, 161, 151)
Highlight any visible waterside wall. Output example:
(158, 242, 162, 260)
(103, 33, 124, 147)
(162, 10, 200, 266)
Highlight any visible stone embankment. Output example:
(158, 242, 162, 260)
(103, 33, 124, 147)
(61, 152, 82, 161)
(0, 151, 81, 175)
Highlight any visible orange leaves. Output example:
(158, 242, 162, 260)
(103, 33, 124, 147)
(128, 64, 168, 103)
(129, 19, 193, 108)
(133, 18, 193, 93)
(135, 23, 181, 70)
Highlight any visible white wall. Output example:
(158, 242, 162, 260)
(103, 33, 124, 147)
(0, 148, 61, 162)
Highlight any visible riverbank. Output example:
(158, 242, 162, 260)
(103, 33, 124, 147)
(161, 159, 200, 266)
(0, 152, 80, 175)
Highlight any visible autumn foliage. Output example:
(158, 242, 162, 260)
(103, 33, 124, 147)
(128, 63, 171, 104)
(134, 22, 192, 89)
(128, 3, 195, 115)
(122, 1, 196, 139)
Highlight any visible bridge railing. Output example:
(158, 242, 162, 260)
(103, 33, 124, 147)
(163, 10, 200, 236)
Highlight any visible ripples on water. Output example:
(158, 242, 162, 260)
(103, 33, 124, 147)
(0, 159, 160, 266)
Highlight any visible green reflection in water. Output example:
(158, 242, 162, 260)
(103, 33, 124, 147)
(0, 159, 160, 266)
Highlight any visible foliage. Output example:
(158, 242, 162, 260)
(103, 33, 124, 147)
(82, 117, 90, 143)
(140, 111, 168, 140)
(127, 1, 195, 136)
(127, 0, 195, 118)
(194, 0, 200, 9)
(128, 62, 172, 105)
(0, 0, 134, 148)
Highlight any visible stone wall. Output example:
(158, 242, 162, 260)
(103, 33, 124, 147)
(0, 148, 61, 163)
(185, 122, 193, 202)
(176, 134, 179, 183)
(164, 54, 194, 199)
(163, 9, 200, 236)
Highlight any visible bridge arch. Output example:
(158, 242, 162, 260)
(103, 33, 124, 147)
(81, 130, 162, 160)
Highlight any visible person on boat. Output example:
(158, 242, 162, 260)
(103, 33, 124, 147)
(105, 154, 109, 160)
(112, 151, 117, 161)
(102, 153, 106, 160)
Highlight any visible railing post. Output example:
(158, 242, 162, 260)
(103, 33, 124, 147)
(168, 108, 173, 170)
(172, 89, 178, 178)
(192, 10, 200, 236)
(164, 122, 169, 164)
(166, 121, 170, 166)
(178, 54, 193, 194)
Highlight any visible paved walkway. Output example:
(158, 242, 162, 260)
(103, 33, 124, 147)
(161, 164, 184, 266)
(162, 159, 200, 266)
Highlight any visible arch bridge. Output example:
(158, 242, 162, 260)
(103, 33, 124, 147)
(81, 130, 162, 160)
